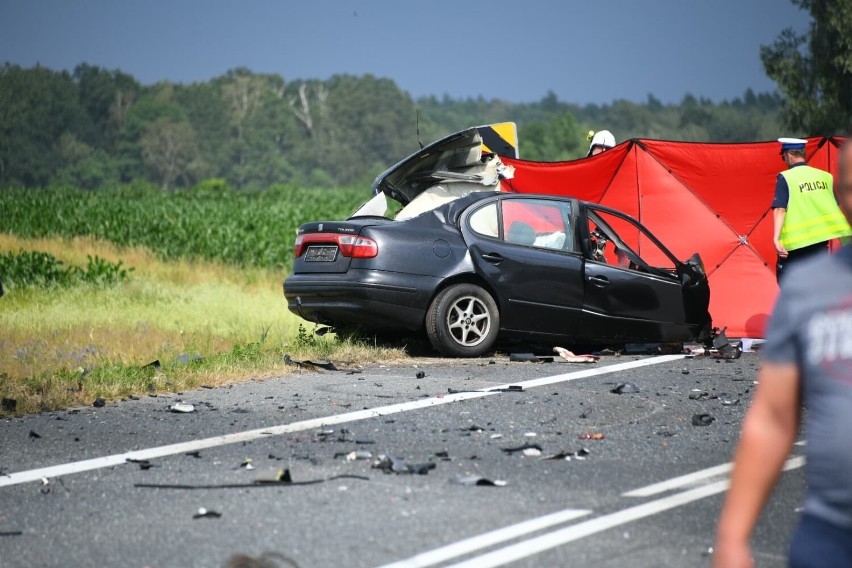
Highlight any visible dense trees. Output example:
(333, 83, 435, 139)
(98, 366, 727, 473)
(1, 62, 788, 190)
(761, 0, 851, 135)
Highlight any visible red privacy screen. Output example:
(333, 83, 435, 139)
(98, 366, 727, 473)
(500, 137, 844, 337)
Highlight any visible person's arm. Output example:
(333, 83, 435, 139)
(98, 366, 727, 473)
(772, 175, 789, 257)
(713, 362, 801, 568)
(773, 208, 787, 257)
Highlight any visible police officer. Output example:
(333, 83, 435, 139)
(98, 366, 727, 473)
(772, 137, 851, 281)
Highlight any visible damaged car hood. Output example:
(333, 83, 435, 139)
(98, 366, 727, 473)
(371, 127, 513, 206)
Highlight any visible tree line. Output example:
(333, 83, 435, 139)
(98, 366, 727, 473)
(0, 63, 798, 191)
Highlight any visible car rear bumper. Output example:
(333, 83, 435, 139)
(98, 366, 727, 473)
(283, 269, 438, 331)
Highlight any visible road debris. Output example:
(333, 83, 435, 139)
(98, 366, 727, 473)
(126, 458, 156, 470)
(502, 443, 542, 455)
(553, 347, 599, 363)
(688, 390, 717, 401)
(541, 448, 590, 461)
(239, 458, 255, 470)
(509, 353, 553, 363)
(169, 402, 195, 413)
(342, 451, 372, 462)
(451, 474, 507, 487)
(193, 507, 222, 519)
(522, 448, 542, 457)
(28, 430, 41, 439)
(135, 468, 368, 490)
(611, 382, 640, 394)
(692, 413, 716, 426)
(578, 432, 605, 440)
(93, 397, 106, 407)
(372, 453, 436, 475)
(416, 371, 426, 379)
(283, 355, 338, 371)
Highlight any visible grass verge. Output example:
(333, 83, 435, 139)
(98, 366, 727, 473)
(0, 234, 408, 415)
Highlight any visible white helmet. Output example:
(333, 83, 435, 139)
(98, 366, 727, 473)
(587, 130, 616, 156)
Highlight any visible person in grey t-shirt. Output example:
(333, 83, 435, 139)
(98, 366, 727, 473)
(714, 140, 852, 568)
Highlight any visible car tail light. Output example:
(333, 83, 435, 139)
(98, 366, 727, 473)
(294, 232, 378, 258)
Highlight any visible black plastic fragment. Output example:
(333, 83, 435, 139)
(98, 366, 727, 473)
(610, 382, 640, 394)
(501, 443, 543, 454)
(0, 531, 23, 537)
(93, 397, 106, 407)
(28, 430, 41, 439)
(126, 458, 156, 470)
(143, 360, 162, 370)
(283, 355, 338, 371)
(415, 371, 426, 379)
(692, 413, 716, 426)
(193, 509, 222, 519)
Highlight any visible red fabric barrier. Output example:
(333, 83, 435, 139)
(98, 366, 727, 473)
(501, 137, 843, 338)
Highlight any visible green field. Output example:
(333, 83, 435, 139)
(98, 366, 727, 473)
(0, 185, 406, 414)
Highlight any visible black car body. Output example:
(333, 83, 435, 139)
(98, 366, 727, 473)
(284, 128, 712, 356)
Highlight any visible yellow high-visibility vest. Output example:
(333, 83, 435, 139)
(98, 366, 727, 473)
(779, 165, 851, 251)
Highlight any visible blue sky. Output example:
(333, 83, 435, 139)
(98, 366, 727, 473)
(0, 0, 809, 104)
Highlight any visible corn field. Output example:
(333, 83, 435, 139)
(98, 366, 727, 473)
(0, 185, 367, 269)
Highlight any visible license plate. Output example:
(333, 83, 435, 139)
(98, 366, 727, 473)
(305, 245, 338, 262)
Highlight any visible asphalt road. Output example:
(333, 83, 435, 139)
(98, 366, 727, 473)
(0, 352, 804, 568)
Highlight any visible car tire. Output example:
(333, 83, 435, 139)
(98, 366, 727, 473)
(426, 283, 499, 357)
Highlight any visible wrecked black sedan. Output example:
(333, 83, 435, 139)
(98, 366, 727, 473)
(284, 127, 711, 357)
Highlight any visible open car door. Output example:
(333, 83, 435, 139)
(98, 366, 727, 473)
(579, 205, 701, 342)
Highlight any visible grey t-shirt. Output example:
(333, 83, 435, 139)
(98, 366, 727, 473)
(762, 244, 852, 528)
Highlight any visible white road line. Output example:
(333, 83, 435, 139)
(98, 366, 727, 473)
(0, 355, 683, 488)
(374, 509, 591, 568)
(623, 455, 805, 498)
(438, 457, 806, 568)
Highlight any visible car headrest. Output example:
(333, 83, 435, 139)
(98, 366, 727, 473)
(506, 221, 536, 245)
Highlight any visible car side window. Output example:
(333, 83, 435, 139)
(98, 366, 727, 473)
(501, 199, 574, 251)
(586, 209, 677, 274)
(468, 202, 499, 238)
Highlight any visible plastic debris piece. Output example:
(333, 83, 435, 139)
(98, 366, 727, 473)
(93, 398, 106, 408)
(0, 531, 23, 537)
(611, 382, 640, 394)
(721, 398, 741, 406)
(692, 413, 716, 427)
(1, 398, 17, 412)
(240, 458, 254, 470)
(501, 443, 542, 454)
(578, 432, 605, 440)
(193, 507, 222, 519)
(524, 432, 537, 437)
(372, 453, 435, 475)
(345, 451, 372, 461)
(415, 371, 426, 379)
(283, 355, 339, 371)
(170, 402, 195, 413)
(522, 448, 542, 457)
(29, 430, 41, 439)
(490, 433, 504, 439)
(553, 347, 599, 363)
(185, 451, 202, 458)
(127, 458, 156, 470)
(451, 474, 507, 487)
(688, 391, 716, 401)
(143, 360, 162, 370)
(496, 385, 525, 393)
